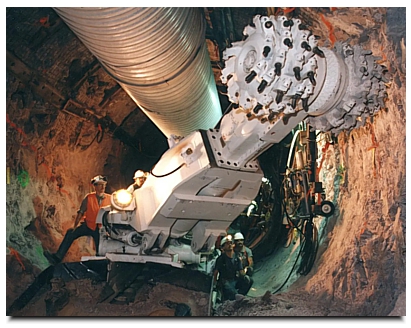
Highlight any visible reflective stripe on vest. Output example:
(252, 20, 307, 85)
(84, 193, 111, 230)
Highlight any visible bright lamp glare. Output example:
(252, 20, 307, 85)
(113, 189, 133, 208)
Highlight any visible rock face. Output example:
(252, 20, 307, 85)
(6, 7, 406, 317)
(6, 95, 125, 268)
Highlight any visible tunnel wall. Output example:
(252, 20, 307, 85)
(291, 7, 406, 316)
(6, 70, 128, 269)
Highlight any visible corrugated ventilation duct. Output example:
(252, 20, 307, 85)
(54, 7, 222, 138)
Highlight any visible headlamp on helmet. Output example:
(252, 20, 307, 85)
(220, 234, 233, 246)
(91, 175, 107, 185)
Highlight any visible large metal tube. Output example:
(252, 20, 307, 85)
(54, 7, 222, 138)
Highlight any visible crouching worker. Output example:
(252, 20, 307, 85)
(233, 232, 254, 276)
(43, 175, 111, 265)
(213, 235, 253, 301)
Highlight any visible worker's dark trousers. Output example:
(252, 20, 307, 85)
(237, 275, 253, 295)
(221, 275, 253, 301)
(55, 222, 99, 260)
(221, 280, 238, 301)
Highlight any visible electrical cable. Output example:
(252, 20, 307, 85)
(150, 162, 186, 178)
(297, 218, 318, 275)
(62, 262, 79, 280)
(253, 127, 318, 293)
(283, 193, 318, 275)
(272, 248, 303, 294)
(78, 130, 99, 151)
(281, 140, 319, 273)
(78, 123, 104, 151)
(271, 224, 304, 295)
(271, 192, 317, 294)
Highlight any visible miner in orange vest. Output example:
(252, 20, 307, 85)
(44, 175, 111, 265)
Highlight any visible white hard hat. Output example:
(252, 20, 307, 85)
(134, 170, 146, 179)
(220, 235, 233, 246)
(91, 175, 107, 185)
(234, 232, 244, 240)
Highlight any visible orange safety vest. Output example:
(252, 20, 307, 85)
(83, 192, 111, 230)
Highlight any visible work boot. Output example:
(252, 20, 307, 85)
(43, 250, 61, 266)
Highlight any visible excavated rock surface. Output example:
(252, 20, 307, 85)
(9, 276, 210, 317)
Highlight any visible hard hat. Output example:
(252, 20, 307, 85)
(134, 170, 146, 179)
(220, 235, 233, 246)
(234, 232, 244, 240)
(91, 175, 107, 185)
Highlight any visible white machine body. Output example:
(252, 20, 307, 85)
(91, 14, 387, 272)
